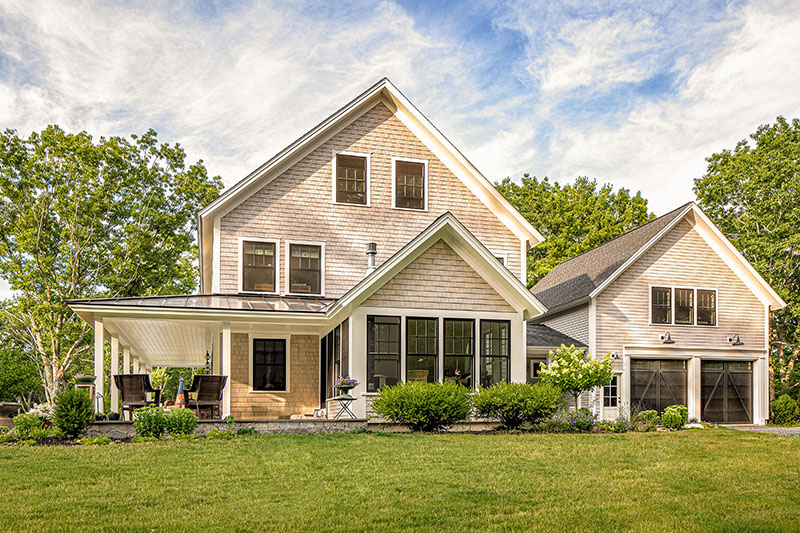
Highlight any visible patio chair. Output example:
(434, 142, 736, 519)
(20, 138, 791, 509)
(184, 375, 227, 420)
(114, 374, 162, 420)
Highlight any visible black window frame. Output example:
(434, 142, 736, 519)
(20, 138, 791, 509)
(252, 338, 287, 392)
(241, 240, 277, 293)
(444, 318, 475, 389)
(335, 153, 368, 205)
(697, 289, 717, 326)
(288, 243, 322, 295)
(367, 315, 401, 393)
(405, 317, 438, 383)
(674, 287, 694, 325)
(604, 375, 618, 407)
(394, 159, 426, 211)
(479, 320, 510, 387)
(651, 286, 672, 324)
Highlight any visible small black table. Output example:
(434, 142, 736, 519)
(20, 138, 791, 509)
(331, 394, 357, 420)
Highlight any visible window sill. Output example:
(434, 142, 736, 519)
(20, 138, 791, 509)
(648, 323, 718, 328)
(286, 292, 324, 298)
(361, 392, 379, 397)
(391, 206, 428, 213)
(249, 389, 291, 394)
(332, 201, 371, 208)
(239, 290, 280, 296)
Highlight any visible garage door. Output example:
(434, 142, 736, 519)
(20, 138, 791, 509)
(630, 359, 687, 413)
(701, 361, 752, 423)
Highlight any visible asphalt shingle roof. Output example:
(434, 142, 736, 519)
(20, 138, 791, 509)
(526, 323, 587, 348)
(531, 202, 693, 312)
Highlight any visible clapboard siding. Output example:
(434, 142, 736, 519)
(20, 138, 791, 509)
(540, 305, 590, 346)
(218, 103, 522, 298)
(364, 239, 514, 312)
(596, 218, 766, 368)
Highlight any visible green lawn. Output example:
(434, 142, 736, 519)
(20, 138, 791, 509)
(1, 429, 798, 532)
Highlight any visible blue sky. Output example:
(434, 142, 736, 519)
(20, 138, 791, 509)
(1, 1, 799, 276)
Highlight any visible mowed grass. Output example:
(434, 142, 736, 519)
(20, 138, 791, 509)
(1, 429, 799, 532)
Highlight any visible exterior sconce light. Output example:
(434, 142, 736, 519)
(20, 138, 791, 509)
(205, 350, 212, 373)
(727, 334, 744, 346)
(660, 332, 675, 344)
(609, 352, 619, 360)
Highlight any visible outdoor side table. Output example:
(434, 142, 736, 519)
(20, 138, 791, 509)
(331, 394, 357, 420)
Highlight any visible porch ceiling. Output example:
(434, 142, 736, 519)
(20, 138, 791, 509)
(104, 317, 213, 367)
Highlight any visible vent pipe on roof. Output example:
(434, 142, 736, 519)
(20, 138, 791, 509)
(366, 242, 377, 274)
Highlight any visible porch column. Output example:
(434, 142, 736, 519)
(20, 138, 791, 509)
(212, 329, 221, 374)
(222, 322, 231, 417)
(94, 318, 105, 413)
(110, 336, 120, 413)
(132, 356, 140, 374)
(123, 347, 131, 374)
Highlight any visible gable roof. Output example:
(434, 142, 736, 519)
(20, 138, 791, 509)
(197, 78, 544, 292)
(531, 202, 786, 314)
(527, 323, 586, 349)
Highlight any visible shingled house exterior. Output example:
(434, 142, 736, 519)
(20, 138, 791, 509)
(68, 79, 784, 425)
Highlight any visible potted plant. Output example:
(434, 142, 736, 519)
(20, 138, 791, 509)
(75, 374, 96, 384)
(108, 412, 120, 421)
(334, 376, 359, 398)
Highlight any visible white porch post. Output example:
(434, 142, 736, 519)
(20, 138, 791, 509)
(212, 329, 221, 375)
(222, 322, 232, 417)
(132, 356, 140, 374)
(94, 319, 105, 413)
(123, 348, 131, 374)
(110, 336, 120, 413)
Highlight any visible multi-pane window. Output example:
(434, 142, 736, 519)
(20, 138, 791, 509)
(242, 241, 276, 292)
(480, 320, 510, 387)
(367, 316, 401, 392)
(252, 339, 286, 391)
(394, 160, 425, 210)
(335, 154, 368, 205)
(527, 358, 545, 384)
(289, 244, 321, 294)
(406, 318, 437, 383)
(604, 375, 618, 407)
(697, 289, 717, 326)
(444, 319, 474, 388)
(675, 288, 694, 325)
(651, 287, 671, 324)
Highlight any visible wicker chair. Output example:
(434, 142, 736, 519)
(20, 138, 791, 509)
(114, 374, 161, 420)
(184, 375, 227, 420)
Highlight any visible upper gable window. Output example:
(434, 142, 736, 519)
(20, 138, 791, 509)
(393, 157, 427, 211)
(241, 240, 277, 293)
(334, 152, 369, 206)
(288, 243, 323, 295)
(651, 286, 717, 327)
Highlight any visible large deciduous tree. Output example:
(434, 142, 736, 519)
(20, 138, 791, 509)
(496, 176, 654, 285)
(0, 126, 222, 403)
(694, 116, 800, 400)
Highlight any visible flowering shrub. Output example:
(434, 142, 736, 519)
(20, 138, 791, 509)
(27, 403, 55, 422)
(566, 408, 596, 432)
(539, 344, 614, 410)
(335, 376, 359, 388)
(612, 415, 632, 433)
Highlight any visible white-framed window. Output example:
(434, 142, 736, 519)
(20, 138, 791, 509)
(285, 240, 325, 296)
(391, 156, 428, 211)
(603, 375, 618, 407)
(332, 150, 370, 206)
(650, 286, 718, 327)
(493, 252, 508, 266)
(238, 237, 280, 294)
(249, 334, 290, 393)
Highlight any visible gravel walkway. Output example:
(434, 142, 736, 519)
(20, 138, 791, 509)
(727, 425, 800, 436)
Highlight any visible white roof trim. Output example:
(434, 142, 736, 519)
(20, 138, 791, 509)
(588, 203, 786, 309)
(197, 78, 544, 291)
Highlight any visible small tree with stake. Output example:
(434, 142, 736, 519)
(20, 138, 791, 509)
(539, 344, 614, 411)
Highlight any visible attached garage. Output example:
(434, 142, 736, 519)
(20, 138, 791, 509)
(630, 359, 688, 413)
(701, 361, 752, 423)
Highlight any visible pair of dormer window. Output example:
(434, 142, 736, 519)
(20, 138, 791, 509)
(333, 152, 427, 211)
(241, 240, 323, 296)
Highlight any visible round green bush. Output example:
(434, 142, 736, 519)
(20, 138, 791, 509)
(771, 394, 799, 425)
(661, 404, 688, 430)
(53, 389, 94, 438)
(12, 413, 44, 438)
(132, 405, 169, 438)
(474, 382, 563, 429)
(371, 381, 472, 432)
(165, 408, 199, 436)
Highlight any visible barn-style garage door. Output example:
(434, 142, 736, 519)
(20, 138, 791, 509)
(630, 359, 687, 413)
(701, 361, 752, 423)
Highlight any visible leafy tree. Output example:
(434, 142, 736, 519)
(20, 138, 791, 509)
(694, 116, 800, 399)
(0, 336, 42, 405)
(496, 176, 653, 285)
(0, 126, 222, 403)
(539, 344, 613, 411)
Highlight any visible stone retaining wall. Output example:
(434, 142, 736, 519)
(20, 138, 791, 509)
(88, 419, 368, 438)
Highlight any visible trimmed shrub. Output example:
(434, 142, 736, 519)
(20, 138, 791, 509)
(634, 410, 660, 432)
(165, 409, 199, 436)
(53, 389, 94, 438)
(371, 381, 472, 432)
(771, 394, 799, 425)
(474, 382, 563, 429)
(661, 404, 688, 430)
(133, 405, 168, 438)
(12, 413, 43, 438)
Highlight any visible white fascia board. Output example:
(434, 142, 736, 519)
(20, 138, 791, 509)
(69, 305, 330, 325)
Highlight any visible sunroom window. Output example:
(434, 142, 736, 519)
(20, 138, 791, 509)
(242, 241, 276, 292)
(480, 320, 510, 387)
(289, 244, 321, 295)
(367, 316, 401, 392)
(444, 319, 474, 388)
(406, 317, 437, 383)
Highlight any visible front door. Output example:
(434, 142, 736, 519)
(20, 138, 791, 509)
(630, 359, 687, 413)
(701, 361, 752, 423)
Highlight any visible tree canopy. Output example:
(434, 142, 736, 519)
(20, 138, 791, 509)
(694, 116, 800, 399)
(496, 175, 654, 285)
(0, 126, 222, 402)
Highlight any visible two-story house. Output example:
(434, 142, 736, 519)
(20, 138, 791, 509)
(69, 79, 784, 425)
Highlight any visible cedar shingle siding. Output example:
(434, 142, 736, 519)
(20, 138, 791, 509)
(219, 103, 522, 298)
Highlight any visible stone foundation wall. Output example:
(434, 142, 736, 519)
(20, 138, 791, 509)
(88, 419, 367, 438)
